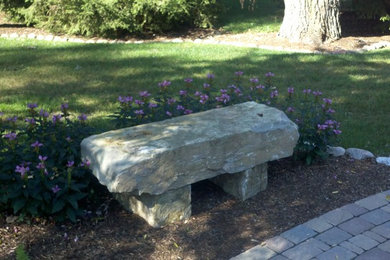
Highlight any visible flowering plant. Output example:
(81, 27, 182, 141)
(0, 104, 93, 222)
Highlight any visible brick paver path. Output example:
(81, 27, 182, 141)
(231, 190, 390, 260)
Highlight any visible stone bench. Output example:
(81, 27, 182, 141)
(81, 102, 299, 227)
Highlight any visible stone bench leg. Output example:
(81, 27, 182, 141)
(211, 163, 268, 201)
(114, 185, 191, 228)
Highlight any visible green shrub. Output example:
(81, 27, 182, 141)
(0, 0, 221, 37)
(0, 104, 93, 222)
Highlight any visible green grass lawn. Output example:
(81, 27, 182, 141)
(217, 0, 284, 33)
(1, 38, 390, 155)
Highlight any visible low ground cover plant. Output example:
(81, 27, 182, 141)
(113, 72, 342, 165)
(0, 104, 93, 222)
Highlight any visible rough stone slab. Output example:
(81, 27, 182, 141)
(316, 246, 356, 260)
(81, 102, 298, 195)
(355, 248, 390, 260)
(327, 146, 345, 157)
(114, 185, 191, 228)
(378, 240, 390, 253)
(363, 230, 387, 243)
(338, 217, 374, 235)
(371, 221, 390, 238)
(360, 209, 390, 225)
(280, 224, 317, 244)
(356, 193, 389, 210)
(319, 208, 353, 225)
(264, 236, 294, 253)
(349, 234, 379, 250)
(340, 241, 364, 254)
(377, 157, 390, 166)
(211, 163, 267, 201)
(282, 242, 323, 260)
(304, 217, 333, 233)
(341, 203, 368, 216)
(230, 245, 276, 260)
(346, 148, 374, 160)
(316, 227, 352, 246)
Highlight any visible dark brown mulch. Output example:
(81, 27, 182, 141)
(1, 156, 390, 260)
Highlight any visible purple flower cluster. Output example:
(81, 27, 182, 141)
(4, 132, 17, 140)
(15, 164, 29, 178)
(265, 72, 275, 77)
(118, 96, 133, 105)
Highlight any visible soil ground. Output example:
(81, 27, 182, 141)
(1, 12, 390, 260)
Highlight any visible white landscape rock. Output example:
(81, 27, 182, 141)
(376, 157, 390, 166)
(327, 146, 345, 157)
(346, 148, 375, 160)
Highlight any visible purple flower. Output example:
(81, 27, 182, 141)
(118, 96, 133, 104)
(234, 88, 242, 95)
(36, 162, 45, 170)
(31, 141, 43, 148)
(220, 89, 228, 94)
(25, 118, 36, 125)
(303, 89, 312, 94)
(66, 161, 74, 168)
(250, 78, 259, 83)
(148, 102, 158, 109)
(27, 103, 38, 109)
(286, 107, 295, 113)
(333, 129, 342, 135)
(158, 80, 171, 88)
(179, 90, 187, 96)
(324, 120, 336, 127)
(215, 94, 230, 104)
(7, 116, 18, 122)
(287, 87, 294, 94)
(265, 72, 275, 77)
(60, 103, 69, 111)
(206, 73, 215, 79)
(256, 85, 265, 90)
(313, 91, 322, 96)
(52, 114, 62, 124)
(317, 124, 328, 130)
(184, 78, 193, 83)
(52, 185, 61, 194)
(134, 100, 145, 106)
(167, 98, 176, 105)
(39, 155, 48, 161)
(139, 91, 151, 98)
(39, 109, 49, 118)
(15, 165, 29, 178)
(203, 83, 211, 89)
(326, 108, 336, 114)
(323, 98, 332, 105)
(80, 159, 91, 167)
(270, 90, 279, 98)
(176, 105, 185, 111)
(78, 113, 88, 122)
(134, 110, 144, 115)
(66, 136, 72, 142)
(4, 132, 17, 140)
(166, 111, 173, 117)
(194, 91, 201, 97)
(184, 109, 193, 115)
(235, 71, 244, 76)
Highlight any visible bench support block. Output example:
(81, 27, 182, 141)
(114, 185, 191, 228)
(211, 163, 268, 201)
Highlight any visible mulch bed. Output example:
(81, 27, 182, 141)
(1, 156, 389, 259)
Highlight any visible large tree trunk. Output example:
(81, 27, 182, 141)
(279, 0, 341, 44)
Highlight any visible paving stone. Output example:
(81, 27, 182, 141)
(360, 208, 390, 225)
(230, 245, 276, 260)
(303, 218, 333, 233)
(363, 230, 387, 243)
(280, 225, 317, 244)
(338, 217, 374, 235)
(379, 190, 390, 198)
(265, 236, 294, 253)
(282, 242, 323, 260)
(378, 240, 390, 253)
(316, 227, 352, 246)
(319, 208, 353, 225)
(349, 234, 379, 250)
(371, 221, 390, 238)
(340, 241, 364, 254)
(341, 203, 368, 216)
(301, 238, 330, 251)
(355, 248, 390, 260)
(381, 204, 390, 213)
(269, 255, 289, 260)
(316, 246, 356, 260)
(356, 194, 389, 210)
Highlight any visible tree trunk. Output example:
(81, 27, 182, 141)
(279, 0, 341, 44)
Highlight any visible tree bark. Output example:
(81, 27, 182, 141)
(279, 0, 341, 44)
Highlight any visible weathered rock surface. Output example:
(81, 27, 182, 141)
(346, 148, 375, 160)
(327, 146, 346, 157)
(376, 157, 390, 166)
(211, 163, 268, 201)
(81, 102, 299, 196)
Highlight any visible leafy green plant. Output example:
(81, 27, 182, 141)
(15, 244, 30, 260)
(0, 104, 93, 222)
